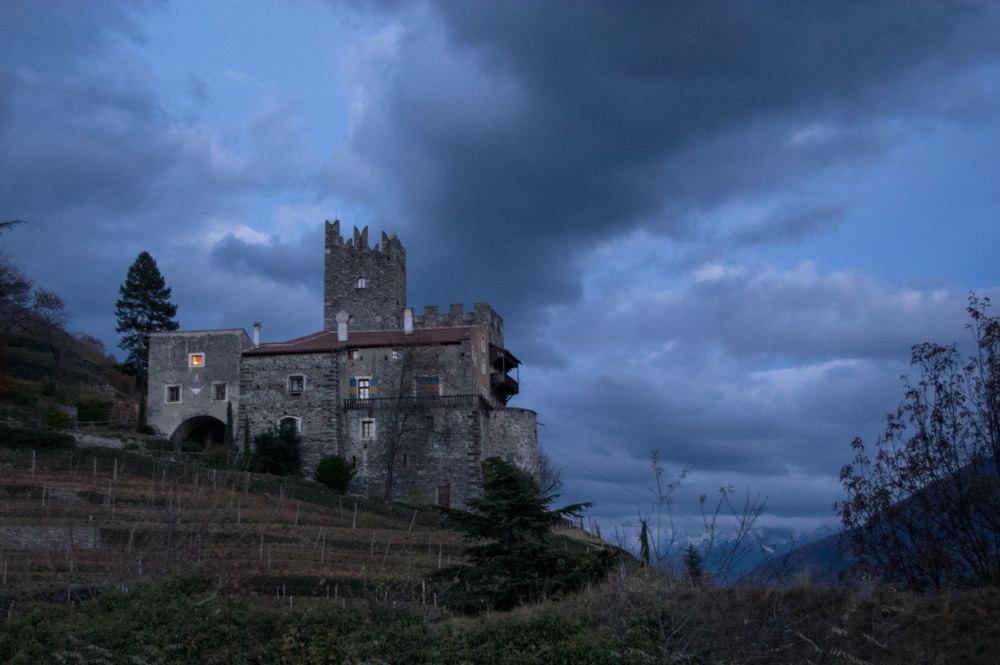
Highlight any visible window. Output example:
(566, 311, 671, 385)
(481, 336, 486, 353)
(402, 453, 408, 467)
(357, 377, 370, 399)
(287, 374, 305, 394)
(279, 416, 301, 433)
(212, 382, 227, 401)
(391, 350, 402, 361)
(481, 359, 487, 375)
(165, 385, 181, 403)
(189, 353, 205, 367)
(361, 419, 375, 439)
(415, 375, 439, 397)
(356, 276, 366, 289)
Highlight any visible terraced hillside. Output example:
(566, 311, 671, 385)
(0, 443, 466, 614)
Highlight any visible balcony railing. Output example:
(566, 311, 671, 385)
(343, 394, 489, 411)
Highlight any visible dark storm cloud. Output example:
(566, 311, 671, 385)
(333, 0, 1000, 319)
(211, 228, 323, 288)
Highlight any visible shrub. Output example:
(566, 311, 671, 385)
(252, 420, 302, 476)
(9, 382, 37, 407)
(137, 424, 155, 435)
(45, 407, 71, 429)
(77, 398, 112, 423)
(146, 437, 174, 452)
(179, 439, 204, 453)
(203, 443, 231, 468)
(0, 423, 75, 448)
(316, 455, 356, 493)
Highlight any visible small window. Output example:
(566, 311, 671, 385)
(212, 382, 227, 401)
(165, 385, 181, 403)
(288, 374, 305, 394)
(481, 359, 487, 375)
(279, 416, 301, 433)
(480, 337, 486, 353)
(357, 377, 371, 400)
(391, 350, 402, 361)
(351, 455, 357, 466)
(402, 453, 408, 467)
(350, 350, 361, 360)
(189, 353, 205, 367)
(356, 276, 366, 289)
(415, 375, 439, 397)
(361, 419, 375, 440)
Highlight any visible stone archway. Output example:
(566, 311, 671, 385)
(171, 415, 225, 445)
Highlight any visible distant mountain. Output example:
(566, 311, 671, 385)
(739, 532, 856, 587)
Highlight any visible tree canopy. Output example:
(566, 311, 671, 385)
(437, 456, 615, 613)
(115, 251, 178, 378)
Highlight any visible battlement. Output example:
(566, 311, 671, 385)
(325, 219, 404, 256)
(324, 220, 407, 331)
(413, 302, 504, 347)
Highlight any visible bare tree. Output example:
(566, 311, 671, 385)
(538, 448, 564, 496)
(377, 349, 434, 501)
(838, 295, 1000, 589)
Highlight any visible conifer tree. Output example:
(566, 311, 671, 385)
(115, 251, 178, 428)
(115, 251, 178, 377)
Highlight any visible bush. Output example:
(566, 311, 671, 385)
(45, 407, 71, 429)
(146, 437, 174, 452)
(252, 420, 302, 476)
(203, 443, 232, 468)
(0, 423, 75, 448)
(77, 398, 112, 423)
(179, 439, 204, 453)
(316, 455, 356, 493)
(137, 424, 155, 435)
(9, 382, 37, 407)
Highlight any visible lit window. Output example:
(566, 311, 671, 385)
(356, 276, 366, 289)
(189, 353, 205, 367)
(212, 382, 227, 401)
(361, 419, 375, 439)
(165, 385, 181, 403)
(357, 378, 370, 399)
(288, 374, 305, 394)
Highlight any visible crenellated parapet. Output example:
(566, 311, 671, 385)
(323, 220, 407, 331)
(412, 302, 504, 348)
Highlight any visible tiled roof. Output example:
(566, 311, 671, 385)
(244, 326, 476, 356)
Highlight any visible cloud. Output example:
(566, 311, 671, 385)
(328, 1, 1000, 325)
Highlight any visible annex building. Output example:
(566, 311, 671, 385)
(146, 220, 538, 508)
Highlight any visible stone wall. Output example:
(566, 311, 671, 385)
(323, 220, 406, 332)
(146, 330, 250, 440)
(412, 302, 504, 348)
(238, 352, 340, 475)
(486, 407, 540, 481)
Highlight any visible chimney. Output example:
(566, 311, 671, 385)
(336, 311, 349, 342)
(252, 322, 260, 348)
(404, 307, 413, 335)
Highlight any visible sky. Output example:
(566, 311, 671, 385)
(2, 0, 999, 546)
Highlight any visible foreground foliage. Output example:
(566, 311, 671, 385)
(2, 573, 999, 664)
(436, 457, 616, 613)
(838, 295, 1000, 589)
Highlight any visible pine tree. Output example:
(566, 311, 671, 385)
(683, 544, 705, 586)
(436, 457, 615, 613)
(115, 251, 178, 378)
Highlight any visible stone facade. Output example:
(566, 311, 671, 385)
(146, 221, 537, 509)
(146, 329, 252, 443)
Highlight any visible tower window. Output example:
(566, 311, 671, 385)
(287, 374, 305, 394)
(189, 353, 205, 367)
(165, 385, 181, 403)
(357, 377, 371, 399)
(361, 419, 375, 439)
(356, 276, 366, 289)
(212, 382, 228, 401)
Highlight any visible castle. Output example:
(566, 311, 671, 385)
(145, 220, 538, 507)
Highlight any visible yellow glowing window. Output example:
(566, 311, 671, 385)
(189, 353, 205, 367)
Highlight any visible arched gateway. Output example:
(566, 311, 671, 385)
(171, 415, 225, 445)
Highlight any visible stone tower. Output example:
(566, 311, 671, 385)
(323, 220, 407, 331)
